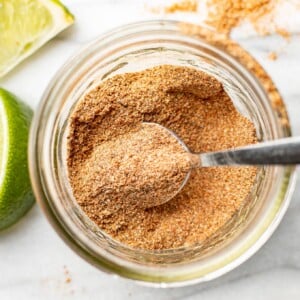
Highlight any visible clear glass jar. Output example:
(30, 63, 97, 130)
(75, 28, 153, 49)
(29, 20, 296, 287)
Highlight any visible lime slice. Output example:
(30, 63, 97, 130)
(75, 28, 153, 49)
(0, 88, 34, 230)
(0, 0, 74, 77)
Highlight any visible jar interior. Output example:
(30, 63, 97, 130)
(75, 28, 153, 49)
(51, 42, 281, 268)
(32, 21, 294, 285)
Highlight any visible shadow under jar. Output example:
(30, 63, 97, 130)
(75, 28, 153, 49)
(29, 20, 296, 287)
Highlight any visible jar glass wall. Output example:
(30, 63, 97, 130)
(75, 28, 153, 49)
(29, 20, 296, 287)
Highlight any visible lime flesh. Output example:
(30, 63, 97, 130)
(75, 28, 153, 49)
(0, 88, 34, 230)
(0, 0, 74, 77)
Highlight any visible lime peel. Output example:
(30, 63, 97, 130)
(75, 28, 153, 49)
(0, 100, 8, 191)
(0, 0, 74, 78)
(0, 88, 34, 230)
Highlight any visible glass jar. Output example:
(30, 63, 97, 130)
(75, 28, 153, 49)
(29, 20, 296, 287)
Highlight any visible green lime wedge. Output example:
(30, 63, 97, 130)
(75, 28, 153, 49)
(0, 0, 74, 78)
(0, 88, 34, 230)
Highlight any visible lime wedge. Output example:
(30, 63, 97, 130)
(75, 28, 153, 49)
(0, 0, 74, 77)
(0, 88, 34, 230)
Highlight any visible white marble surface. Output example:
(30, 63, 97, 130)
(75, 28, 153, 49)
(1, 1, 300, 299)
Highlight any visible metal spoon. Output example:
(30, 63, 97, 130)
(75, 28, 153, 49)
(146, 122, 300, 207)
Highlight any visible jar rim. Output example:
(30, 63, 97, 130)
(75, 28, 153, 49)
(29, 20, 297, 287)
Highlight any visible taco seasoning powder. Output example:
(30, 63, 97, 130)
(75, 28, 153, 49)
(67, 65, 257, 250)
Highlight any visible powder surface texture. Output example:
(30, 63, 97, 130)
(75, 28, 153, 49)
(72, 122, 191, 209)
(67, 65, 257, 250)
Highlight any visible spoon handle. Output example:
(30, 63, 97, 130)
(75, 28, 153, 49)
(198, 136, 300, 166)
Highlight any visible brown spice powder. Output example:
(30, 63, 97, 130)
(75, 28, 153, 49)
(67, 65, 257, 250)
(72, 122, 191, 209)
(156, 0, 293, 39)
(63, 266, 72, 284)
(275, 28, 291, 41)
(268, 51, 278, 60)
(206, 0, 277, 35)
(164, 0, 198, 13)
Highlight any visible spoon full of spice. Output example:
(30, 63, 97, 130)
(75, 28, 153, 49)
(142, 122, 300, 208)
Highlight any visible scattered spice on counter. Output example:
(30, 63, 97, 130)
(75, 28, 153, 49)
(275, 28, 291, 41)
(65, 277, 71, 284)
(205, 0, 277, 35)
(67, 65, 257, 250)
(152, 0, 293, 40)
(268, 51, 278, 60)
(63, 266, 72, 284)
(164, 0, 198, 13)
